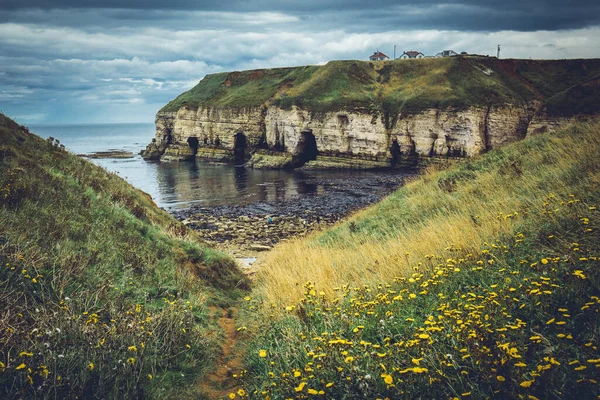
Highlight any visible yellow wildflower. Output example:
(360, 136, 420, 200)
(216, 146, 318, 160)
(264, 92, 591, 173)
(16, 363, 26, 370)
(295, 382, 306, 392)
(382, 373, 393, 385)
(572, 270, 586, 279)
(87, 362, 94, 371)
(259, 350, 267, 358)
(515, 362, 527, 367)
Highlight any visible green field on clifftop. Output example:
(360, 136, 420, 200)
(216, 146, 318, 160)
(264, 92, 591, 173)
(161, 57, 600, 118)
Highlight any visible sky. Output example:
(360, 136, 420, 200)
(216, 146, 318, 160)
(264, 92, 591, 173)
(1, 1, 599, 124)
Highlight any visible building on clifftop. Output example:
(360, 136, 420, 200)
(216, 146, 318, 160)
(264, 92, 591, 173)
(399, 50, 425, 59)
(435, 49, 459, 57)
(369, 51, 390, 61)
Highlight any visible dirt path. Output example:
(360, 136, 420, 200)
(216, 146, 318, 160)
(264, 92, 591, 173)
(199, 306, 244, 399)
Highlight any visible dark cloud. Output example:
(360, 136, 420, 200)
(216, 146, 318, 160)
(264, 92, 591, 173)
(0, 1, 599, 31)
(0, 0, 594, 11)
(1, 1, 599, 123)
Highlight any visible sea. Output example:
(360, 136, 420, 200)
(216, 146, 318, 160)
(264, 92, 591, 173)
(29, 123, 409, 210)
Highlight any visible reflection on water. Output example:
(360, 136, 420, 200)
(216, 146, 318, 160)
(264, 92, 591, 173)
(30, 123, 406, 210)
(150, 161, 337, 209)
(82, 153, 379, 210)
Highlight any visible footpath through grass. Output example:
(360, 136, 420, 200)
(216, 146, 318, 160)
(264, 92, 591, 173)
(0, 114, 249, 399)
(233, 120, 600, 399)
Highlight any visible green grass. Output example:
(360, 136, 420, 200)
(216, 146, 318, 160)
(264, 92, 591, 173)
(546, 76, 600, 117)
(161, 66, 320, 112)
(236, 119, 600, 399)
(161, 57, 600, 120)
(0, 114, 249, 399)
(514, 59, 600, 98)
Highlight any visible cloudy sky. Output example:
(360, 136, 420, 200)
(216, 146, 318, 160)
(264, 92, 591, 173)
(1, 1, 599, 124)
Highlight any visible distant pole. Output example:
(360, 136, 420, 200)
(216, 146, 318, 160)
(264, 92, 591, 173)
(497, 45, 501, 59)
(394, 45, 396, 60)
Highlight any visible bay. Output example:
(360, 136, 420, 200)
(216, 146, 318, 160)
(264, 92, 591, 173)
(30, 123, 411, 210)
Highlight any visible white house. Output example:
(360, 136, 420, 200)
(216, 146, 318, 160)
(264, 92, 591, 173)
(435, 50, 459, 57)
(369, 51, 390, 61)
(399, 50, 425, 59)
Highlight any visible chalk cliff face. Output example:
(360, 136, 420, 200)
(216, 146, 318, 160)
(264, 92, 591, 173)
(143, 57, 599, 168)
(143, 103, 567, 169)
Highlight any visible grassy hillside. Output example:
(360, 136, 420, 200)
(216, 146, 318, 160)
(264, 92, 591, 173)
(161, 57, 600, 119)
(546, 75, 600, 117)
(0, 114, 249, 399)
(237, 119, 600, 398)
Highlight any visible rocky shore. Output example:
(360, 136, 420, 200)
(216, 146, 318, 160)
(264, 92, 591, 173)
(171, 172, 415, 265)
(80, 150, 136, 159)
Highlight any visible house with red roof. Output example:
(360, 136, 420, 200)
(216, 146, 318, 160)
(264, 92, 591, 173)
(369, 51, 390, 61)
(399, 50, 425, 59)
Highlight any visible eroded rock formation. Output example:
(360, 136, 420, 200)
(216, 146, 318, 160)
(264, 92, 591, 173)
(143, 58, 598, 169)
(143, 103, 572, 169)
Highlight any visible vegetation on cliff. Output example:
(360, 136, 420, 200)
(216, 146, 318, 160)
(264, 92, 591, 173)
(235, 119, 600, 398)
(4, 108, 599, 399)
(0, 114, 249, 399)
(161, 57, 600, 119)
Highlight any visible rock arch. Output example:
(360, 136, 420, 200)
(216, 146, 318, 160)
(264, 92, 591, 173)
(290, 130, 318, 168)
(390, 139, 401, 167)
(187, 137, 199, 156)
(233, 132, 247, 165)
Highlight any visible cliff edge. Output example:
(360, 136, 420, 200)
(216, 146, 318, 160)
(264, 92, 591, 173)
(143, 57, 600, 169)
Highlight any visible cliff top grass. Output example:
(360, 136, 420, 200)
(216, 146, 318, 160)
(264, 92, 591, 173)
(237, 119, 600, 399)
(0, 114, 249, 399)
(161, 57, 600, 118)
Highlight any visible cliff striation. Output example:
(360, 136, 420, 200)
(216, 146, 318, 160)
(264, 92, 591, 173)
(143, 57, 600, 169)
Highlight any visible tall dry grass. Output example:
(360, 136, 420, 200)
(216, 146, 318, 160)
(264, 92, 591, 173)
(254, 120, 600, 308)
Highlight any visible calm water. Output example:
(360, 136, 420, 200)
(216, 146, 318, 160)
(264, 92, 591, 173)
(30, 123, 408, 210)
